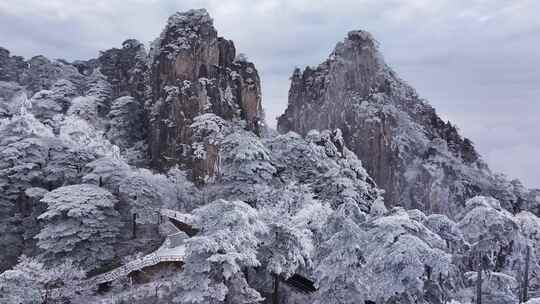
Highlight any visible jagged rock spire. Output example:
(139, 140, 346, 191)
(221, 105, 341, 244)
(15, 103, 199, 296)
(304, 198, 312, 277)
(147, 9, 264, 182)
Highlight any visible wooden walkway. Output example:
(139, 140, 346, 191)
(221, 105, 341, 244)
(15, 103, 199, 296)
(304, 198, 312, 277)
(48, 207, 317, 299)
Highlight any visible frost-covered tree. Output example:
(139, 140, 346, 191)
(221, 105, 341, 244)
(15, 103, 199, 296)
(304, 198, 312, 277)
(0, 102, 54, 270)
(106, 96, 144, 148)
(256, 184, 329, 301)
(425, 213, 466, 253)
(457, 196, 527, 273)
(41, 113, 118, 187)
(457, 271, 519, 304)
(57, 114, 119, 173)
(0, 256, 43, 304)
(359, 208, 452, 303)
(36, 184, 122, 270)
(166, 166, 202, 211)
(82, 156, 132, 193)
(30, 79, 78, 123)
(217, 129, 277, 205)
(0, 255, 85, 304)
(85, 68, 113, 116)
(266, 130, 381, 212)
(190, 113, 227, 185)
(67, 96, 102, 127)
(119, 169, 176, 222)
(259, 184, 330, 274)
(315, 205, 452, 304)
(490, 173, 520, 212)
(515, 211, 540, 291)
(265, 224, 313, 275)
(174, 199, 268, 304)
(82, 157, 198, 220)
(314, 204, 368, 304)
(190, 113, 279, 205)
(0, 81, 25, 118)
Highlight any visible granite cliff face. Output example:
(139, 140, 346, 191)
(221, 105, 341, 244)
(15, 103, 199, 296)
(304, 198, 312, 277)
(146, 9, 264, 182)
(0, 9, 266, 270)
(278, 31, 534, 218)
(0, 9, 264, 185)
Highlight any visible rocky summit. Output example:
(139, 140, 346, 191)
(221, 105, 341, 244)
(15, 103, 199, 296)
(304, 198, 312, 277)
(146, 9, 264, 179)
(0, 8, 539, 304)
(278, 30, 536, 218)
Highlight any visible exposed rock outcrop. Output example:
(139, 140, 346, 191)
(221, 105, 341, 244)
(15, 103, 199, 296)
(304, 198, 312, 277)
(278, 30, 533, 218)
(0, 47, 26, 83)
(95, 39, 148, 101)
(146, 9, 264, 181)
(0, 9, 264, 186)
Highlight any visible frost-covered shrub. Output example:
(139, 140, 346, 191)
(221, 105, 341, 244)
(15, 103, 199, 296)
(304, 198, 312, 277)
(36, 184, 122, 270)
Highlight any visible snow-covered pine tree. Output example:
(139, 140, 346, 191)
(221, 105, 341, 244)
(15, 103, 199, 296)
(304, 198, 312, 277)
(257, 184, 329, 301)
(359, 207, 451, 303)
(36, 184, 122, 270)
(30, 79, 78, 124)
(457, 196, 528, 274)
(119, 168, 176, 222)
(0, 255, 85, 304)
(313, 202, 369, 304)
(106, 95, 144, 149)
(217, 129, 276, 205)
(82, 156, 132, 194)
(173, 199, 268, 304)
(0, 101, 54, 270)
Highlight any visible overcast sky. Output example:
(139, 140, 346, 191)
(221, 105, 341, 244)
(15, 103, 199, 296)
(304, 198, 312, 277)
(0, 0, 538, 187)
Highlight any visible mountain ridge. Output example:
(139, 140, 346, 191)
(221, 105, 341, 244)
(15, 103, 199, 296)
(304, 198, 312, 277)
(0, 8, 539, 304)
